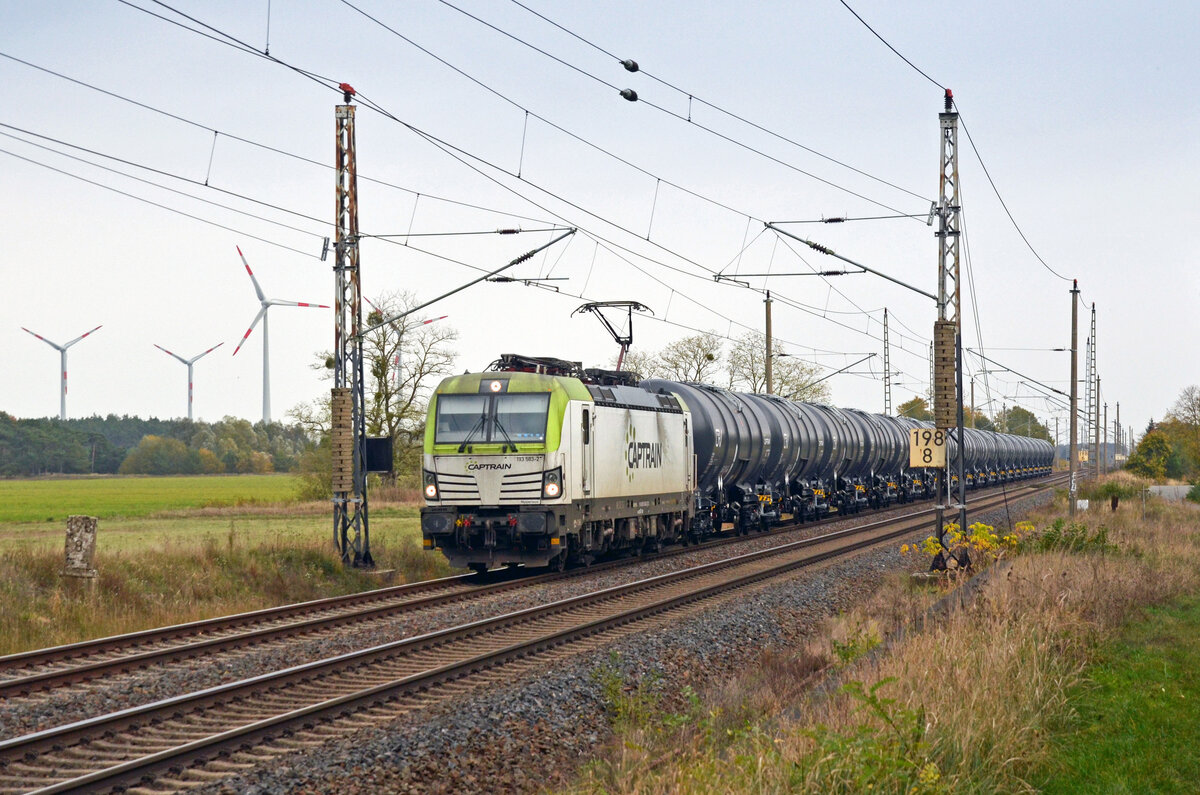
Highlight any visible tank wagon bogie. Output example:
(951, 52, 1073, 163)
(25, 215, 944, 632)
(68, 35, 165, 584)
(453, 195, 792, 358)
(420, 354, 1056, 572)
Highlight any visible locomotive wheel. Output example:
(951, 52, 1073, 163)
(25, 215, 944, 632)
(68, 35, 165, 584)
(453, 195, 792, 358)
(550, 551, 567, 572)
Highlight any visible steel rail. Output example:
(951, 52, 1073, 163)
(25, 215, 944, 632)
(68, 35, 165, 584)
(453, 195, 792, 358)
(0, 478, 1061, 794)
(0, 476, 1057, 698)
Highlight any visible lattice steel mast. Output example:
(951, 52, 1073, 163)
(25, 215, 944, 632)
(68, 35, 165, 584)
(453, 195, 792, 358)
(932, 89, 967, 557)
(331, 84, 372, 567)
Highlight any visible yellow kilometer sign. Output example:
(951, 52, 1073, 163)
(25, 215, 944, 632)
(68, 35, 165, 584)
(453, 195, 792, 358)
(909, 428, 947, 468)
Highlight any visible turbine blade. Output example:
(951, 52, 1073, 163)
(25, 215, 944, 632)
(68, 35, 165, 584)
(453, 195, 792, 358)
(62, 324, 102, 349)
(419, 315, 449, 325)
(269, 299, 330, 309)
(154, 343, 188, 364)
(232, 307, 267, 356)
(21, 326, 62, 350)
(237, 246, 267, 302)
(191, 341, 225, 363)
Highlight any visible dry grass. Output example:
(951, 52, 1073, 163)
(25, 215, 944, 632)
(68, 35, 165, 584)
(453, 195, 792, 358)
(569, 483, 1200, 794)
(0, 508, 455, 656)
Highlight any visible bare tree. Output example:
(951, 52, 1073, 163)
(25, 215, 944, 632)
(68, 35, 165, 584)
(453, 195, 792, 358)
(725, 332, 831, 401)
(290, 290, 458, 484)
(658, 332, 724, 383)
(1169, 385, 1200, 426)
(608, 348, 664, 379)
(364, 291, 458, 477)
(773, 356, 831, 403)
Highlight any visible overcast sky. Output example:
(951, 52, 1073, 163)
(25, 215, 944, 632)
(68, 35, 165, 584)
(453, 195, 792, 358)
(2, 1, 1195, 446)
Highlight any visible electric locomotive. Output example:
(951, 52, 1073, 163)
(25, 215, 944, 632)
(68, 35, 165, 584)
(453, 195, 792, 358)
(420, 355, 694, 572)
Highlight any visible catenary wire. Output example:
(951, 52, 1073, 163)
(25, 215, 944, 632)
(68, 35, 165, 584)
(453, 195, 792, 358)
(0, 50, 557, 227)
(115, 2, 955, 384)
(0, 147, 318, 258)
(424, 0, 929, 219)
(834, 0, 1072, 283)
(499, 0, 933, 204)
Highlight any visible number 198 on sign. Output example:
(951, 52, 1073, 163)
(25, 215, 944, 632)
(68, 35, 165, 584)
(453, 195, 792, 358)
(909, 428, 947, 468)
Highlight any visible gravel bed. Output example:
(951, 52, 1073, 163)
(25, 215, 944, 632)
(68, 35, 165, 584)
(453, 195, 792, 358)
(0, 492, 987, 741)
(193, 490, 1054, 795)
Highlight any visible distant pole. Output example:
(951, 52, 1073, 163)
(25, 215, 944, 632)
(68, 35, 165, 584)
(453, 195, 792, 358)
(1116, 401, 1121, 457)
(1094, 375, 1101, 478)
(1089, 304, 1097, 477)
(764, 290, 773, 395)
(970, 376, 975, 428)
(1069, 280, 1079, 517)
(1102, 402, 1108, 474)
(883, 308, 892, 414)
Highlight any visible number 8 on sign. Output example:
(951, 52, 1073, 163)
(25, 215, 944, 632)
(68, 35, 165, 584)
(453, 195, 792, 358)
(909, 428, 947, 468)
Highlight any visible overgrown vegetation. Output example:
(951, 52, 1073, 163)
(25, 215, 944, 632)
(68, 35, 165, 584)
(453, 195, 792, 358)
(569, 481, 1200, 794)
(0, 507, 455, 654)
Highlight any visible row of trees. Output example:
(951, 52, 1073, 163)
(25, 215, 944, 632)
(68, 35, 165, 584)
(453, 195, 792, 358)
(0, 413, 314, 477)
(1125, 386, 1200, 480)
(895, 397, 1054, 442)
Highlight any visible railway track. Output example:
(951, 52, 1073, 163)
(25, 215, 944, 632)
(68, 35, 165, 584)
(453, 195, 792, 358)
(0, 477, 1056, 700)
(0, 478, 1061, 794)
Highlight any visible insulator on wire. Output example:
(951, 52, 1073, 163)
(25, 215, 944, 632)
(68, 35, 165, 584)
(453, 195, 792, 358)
(620, 88, 638, 102)
(621, 59, 639, 73)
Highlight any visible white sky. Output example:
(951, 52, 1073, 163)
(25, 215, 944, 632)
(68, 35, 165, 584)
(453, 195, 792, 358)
(1, 1, 1195, 444)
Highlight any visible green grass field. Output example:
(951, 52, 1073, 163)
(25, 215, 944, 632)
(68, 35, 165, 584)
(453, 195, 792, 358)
(1040, 596, 1200, 794)
(0, 474, 451, 654)
(0, 474, 300, 524)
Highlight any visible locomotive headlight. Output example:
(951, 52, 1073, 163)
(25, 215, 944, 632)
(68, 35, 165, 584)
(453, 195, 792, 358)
(423, 470, 439, 501)
(542, 468, 562, 499)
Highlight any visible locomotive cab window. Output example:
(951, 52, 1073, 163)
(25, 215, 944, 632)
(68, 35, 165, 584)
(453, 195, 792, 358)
(435, 395, 488, 444)
(494, 393, 550, 442)
(434, 392, 550, 445)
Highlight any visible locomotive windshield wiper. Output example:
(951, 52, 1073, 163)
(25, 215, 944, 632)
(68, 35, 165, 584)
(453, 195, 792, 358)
(457, 412, 489, 453)
(492, 415, 519, 454)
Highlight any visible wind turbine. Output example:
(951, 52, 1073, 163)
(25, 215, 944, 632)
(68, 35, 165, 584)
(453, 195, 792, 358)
(232, 246, 328, 424)
(21, 325, 103, 420)
(154, 342, 224, 421)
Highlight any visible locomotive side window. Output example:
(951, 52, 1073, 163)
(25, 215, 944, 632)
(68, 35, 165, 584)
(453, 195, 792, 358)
(582, 409, 590, 444)
(434, 395, 488, 444)
(494, 393, 550, 442)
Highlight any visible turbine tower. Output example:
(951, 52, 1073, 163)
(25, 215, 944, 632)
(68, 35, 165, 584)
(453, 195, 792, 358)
(21, 324, 102, 420)
(154, 342, 224, 421)
(232, 246, 329, 424)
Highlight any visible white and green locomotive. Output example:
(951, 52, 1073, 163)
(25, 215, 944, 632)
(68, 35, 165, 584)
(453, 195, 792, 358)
(420, 356, 695, 572)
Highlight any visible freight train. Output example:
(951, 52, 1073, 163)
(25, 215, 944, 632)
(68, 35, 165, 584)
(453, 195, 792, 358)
(420, 354, 1054, 573)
